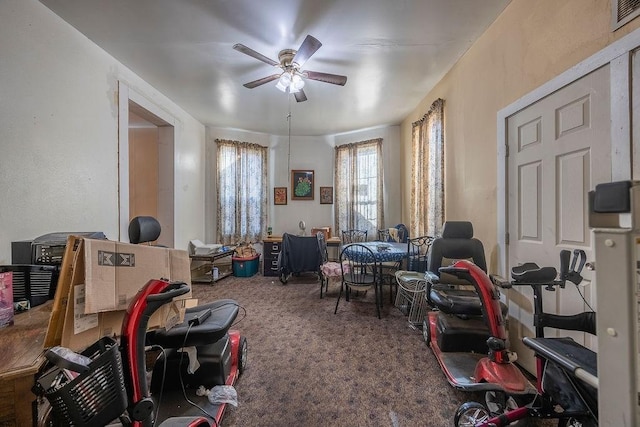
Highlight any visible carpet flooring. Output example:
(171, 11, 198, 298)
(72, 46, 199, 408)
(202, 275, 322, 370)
(191, 273, 544, 427)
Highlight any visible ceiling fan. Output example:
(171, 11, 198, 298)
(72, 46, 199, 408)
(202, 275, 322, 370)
(233, 35, 347, 102)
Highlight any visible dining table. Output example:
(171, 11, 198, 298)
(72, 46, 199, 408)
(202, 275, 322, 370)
(341, 241, 408, 264)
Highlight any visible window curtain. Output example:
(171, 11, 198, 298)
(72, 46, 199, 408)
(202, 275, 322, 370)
(216, 139, 268, 244)
(335, 138, 384, 239)
(410, 98, 444, 238)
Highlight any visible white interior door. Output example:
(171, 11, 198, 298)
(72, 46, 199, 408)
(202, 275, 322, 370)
(506, 65, 611, 373)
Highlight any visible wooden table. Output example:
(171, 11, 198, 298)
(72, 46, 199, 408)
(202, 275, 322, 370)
(0, 301, 52, 426)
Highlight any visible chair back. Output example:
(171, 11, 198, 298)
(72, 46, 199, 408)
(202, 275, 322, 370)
(339, 243, 378, 288)
(427, 221, 486, 282)
(407, 235, 434, 272)
(129, 216, 161, 244)
(377, 229, 391, 242)
(342, 229, 368, 244)
(316, 231, 329, 264)
(394, 224, 409, 243)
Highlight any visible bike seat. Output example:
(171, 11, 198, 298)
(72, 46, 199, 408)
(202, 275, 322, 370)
(511, 263, 558, 284)
(146, 299, 239, 348)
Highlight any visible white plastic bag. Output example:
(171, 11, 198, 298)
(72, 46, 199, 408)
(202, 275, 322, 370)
(196, 385, 238, 407)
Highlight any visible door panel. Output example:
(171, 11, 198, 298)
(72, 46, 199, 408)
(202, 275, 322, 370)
(506, 65, 611, 373)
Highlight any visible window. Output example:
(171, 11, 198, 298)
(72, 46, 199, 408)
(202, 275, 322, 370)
(216, 139, 268, 244)
(335, 138, 384, 238)
(410, 98, 444, 237)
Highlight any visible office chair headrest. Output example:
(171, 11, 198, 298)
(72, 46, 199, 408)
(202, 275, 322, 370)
(441, 221, 474, 239)
(129, 216, 161, 244)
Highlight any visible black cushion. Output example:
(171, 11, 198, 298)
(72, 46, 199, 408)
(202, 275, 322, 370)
(128, 216, 162, 244)
(146, 299, 239, 348)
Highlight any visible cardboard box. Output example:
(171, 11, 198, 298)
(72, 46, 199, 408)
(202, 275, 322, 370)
(45, 237, 191, 351)
(0, 271, 14, 328)
(83, 238, 191, 313)
(311, 227, 331, 240)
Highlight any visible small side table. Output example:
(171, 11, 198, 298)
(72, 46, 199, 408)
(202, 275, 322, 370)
(190, 249, 235, 284)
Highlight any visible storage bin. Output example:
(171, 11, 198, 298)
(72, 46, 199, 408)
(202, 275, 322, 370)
(232, 254, 260, 277)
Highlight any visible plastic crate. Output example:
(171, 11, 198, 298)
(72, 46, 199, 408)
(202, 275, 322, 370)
(232, 254, 260, 277)
(42, 337, 128, 426)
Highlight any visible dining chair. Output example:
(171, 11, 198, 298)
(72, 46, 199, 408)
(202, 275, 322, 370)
(335, 243, 381, 318)
(406, 235, 435, 272)
(394, 223, 409, 243)
(341, 229, 368, 243)
(317, 232, 347, 298)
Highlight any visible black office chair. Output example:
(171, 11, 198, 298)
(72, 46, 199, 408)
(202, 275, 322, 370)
(425, 221, 504, 316)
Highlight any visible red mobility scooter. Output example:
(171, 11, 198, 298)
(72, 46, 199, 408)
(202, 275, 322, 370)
(35, 279, 247, 426)
(421, 222, 535, 417)
(424, 260, 535, 400)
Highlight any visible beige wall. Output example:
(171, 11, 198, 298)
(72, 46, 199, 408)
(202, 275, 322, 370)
(401, 0, 640, 271)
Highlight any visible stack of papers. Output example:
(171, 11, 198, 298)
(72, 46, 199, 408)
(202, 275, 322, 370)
(188, 239, 223, 256)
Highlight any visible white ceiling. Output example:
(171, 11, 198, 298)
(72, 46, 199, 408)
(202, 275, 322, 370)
(39, 0, 509, 136)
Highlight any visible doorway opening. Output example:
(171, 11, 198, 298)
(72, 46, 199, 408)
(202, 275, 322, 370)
(118, 82, 175, 247)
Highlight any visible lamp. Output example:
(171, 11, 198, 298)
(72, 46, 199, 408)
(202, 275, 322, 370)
(276, 71, 305, 93)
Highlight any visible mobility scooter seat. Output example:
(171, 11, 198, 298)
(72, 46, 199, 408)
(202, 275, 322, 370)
(147, 299, 239, 348)
(429, 286, 508, 317)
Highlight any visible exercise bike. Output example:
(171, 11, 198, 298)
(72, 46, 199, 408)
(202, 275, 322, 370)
(35, 279, 248, 426)
(454, 249, 597, 427)
(423, 259, 536, 414)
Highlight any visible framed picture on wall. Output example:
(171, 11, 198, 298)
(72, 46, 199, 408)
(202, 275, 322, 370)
(274, 187, 287, 205)
(320, 186, 333, 204)
(291, 170, 314, 200)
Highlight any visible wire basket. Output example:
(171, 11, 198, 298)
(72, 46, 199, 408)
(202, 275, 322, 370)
(42, 337, 128, 426)
(394, 271, 428, 328)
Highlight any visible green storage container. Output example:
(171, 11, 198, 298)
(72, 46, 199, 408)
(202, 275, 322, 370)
(232, 254, 260, 277)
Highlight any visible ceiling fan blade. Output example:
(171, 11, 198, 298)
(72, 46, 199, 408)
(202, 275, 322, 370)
(243, 74, 281, 88)
(303, 70, 347, 86)
(233, 43, 279, 67)
(292, 35, 322, 67)
(294, 89, 307, 103)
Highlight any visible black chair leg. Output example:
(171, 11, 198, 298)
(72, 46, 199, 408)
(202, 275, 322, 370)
(334, 283, 343, 314)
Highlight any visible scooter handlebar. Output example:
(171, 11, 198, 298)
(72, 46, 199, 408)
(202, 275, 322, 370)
(490, 274, 511, 289)
(146, 281, 190, 303)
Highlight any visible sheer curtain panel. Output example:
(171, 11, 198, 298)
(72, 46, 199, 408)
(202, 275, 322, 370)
(410, 98, 444, 238)
(216, 139, 268, 244)
(335, 138, 384, 239)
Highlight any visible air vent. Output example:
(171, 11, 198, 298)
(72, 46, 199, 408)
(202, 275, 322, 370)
(613, 0, 640, 30)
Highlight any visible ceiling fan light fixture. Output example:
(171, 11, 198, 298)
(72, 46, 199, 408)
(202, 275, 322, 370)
(275, 79, 288, 92)
(291, 74, 305, 91)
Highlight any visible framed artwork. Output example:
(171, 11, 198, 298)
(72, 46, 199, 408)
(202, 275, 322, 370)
(274, 187, 287, 205)
(320, 186, 333, 204)
(291, 169, 314, 200)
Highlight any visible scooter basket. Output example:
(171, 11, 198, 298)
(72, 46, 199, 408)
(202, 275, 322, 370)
(44, 337, 128, 426)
